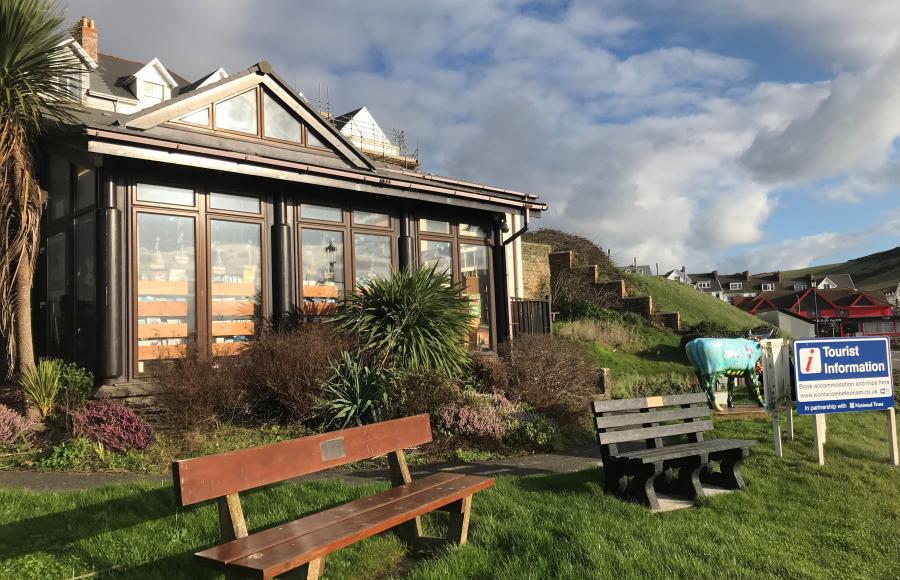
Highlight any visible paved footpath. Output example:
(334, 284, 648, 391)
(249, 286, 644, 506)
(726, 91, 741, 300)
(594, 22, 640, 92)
(0, 445, 604, 492)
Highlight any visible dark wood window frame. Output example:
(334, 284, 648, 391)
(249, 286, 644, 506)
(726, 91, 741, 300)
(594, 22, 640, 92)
(39, 154, 98, 365)
(168, 86, 332, 154)
(296, 202, 399, 314)
(129, 181, 269, 377)
(414, 217, 496, 352)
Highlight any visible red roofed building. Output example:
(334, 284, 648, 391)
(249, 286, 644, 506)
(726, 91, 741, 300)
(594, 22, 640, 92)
(738, 288, 897, 338)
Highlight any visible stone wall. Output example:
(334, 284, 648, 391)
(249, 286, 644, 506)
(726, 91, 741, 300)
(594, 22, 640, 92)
(622, 295, 653, 316)
(521, 242, 551, 299)
(652, 311, 682, 332)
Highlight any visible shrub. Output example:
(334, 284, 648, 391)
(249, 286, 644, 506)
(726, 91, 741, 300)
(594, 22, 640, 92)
(319, 352, 392, 428)
(612, 373, 699, 399)
(468, 355, 508, 394)
(0, 404, 31, 445)
(155, 347, 246, 431)
(502, 335, 597, 424)
(438, 392, 508, 443)
(504, 408, 559, 449)
(19, 359, 62, 417)
(335, 265, 474, 376)
(58, 362, 94, 402)
(386, 369, 463, 419)
(37, 437, 95, 470)
(73, 400, 154, 452)
(242, 323, 348, 421)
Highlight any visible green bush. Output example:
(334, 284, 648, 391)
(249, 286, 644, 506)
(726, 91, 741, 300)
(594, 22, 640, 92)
(36, 437, 94, 470)
(504, 408, 559, 449)
(19, 359, 63, 418)
(335, 265, 474, 376)
(58, 362, 94, 401)
(319, 352, 393, 428)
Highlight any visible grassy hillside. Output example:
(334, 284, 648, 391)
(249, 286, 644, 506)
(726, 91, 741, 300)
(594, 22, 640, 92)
(781, 245, 900, 291)
(624, 273, 762, 329)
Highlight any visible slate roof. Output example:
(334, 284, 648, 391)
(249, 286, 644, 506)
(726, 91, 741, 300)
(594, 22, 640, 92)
(89, 53, 190, 101)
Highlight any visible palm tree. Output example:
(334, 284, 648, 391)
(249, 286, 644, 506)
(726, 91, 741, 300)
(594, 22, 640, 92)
(0, 0, 80, 376)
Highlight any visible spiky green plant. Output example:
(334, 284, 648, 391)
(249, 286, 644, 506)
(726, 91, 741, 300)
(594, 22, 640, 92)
(19, 358, 63, 418)
(319, 352, 392, 428)
(334, 265, 474, 376)
(0, 0, 80, 375)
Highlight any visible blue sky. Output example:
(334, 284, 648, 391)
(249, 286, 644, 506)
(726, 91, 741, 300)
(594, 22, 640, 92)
(68, 0, 900, 272)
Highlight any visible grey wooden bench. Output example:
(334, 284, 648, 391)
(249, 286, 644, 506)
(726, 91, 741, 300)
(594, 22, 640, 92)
(591, 392, 755, 510)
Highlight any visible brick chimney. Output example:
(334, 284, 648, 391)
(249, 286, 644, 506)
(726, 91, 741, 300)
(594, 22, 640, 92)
(743, 270, 750, 281)
(71, 17, 97, 62)
(711, 270, 718, 279)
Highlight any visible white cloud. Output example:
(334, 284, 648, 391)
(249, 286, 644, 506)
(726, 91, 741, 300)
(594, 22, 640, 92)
(66, 0, 900, 271)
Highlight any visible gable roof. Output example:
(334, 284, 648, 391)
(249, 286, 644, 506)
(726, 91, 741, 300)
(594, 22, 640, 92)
(122, 61, 375, 171)
(89, 53, 189, 101)
(178, 67, 228, 95)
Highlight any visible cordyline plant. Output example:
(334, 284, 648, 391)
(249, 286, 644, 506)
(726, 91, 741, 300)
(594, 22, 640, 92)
(334, 265, 474, 376)
(0, 0, 80, 375)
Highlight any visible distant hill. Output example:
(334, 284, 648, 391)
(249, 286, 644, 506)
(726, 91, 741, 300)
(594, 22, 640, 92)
(781, 245, 900, 291)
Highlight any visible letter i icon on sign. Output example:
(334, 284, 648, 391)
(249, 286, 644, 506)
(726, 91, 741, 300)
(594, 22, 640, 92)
(801, 347, 821, 374)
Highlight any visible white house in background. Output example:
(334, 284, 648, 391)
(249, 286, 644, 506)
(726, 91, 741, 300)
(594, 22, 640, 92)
(624, 264, 653, 276)
(332, 106, 418, 168)
(662, 268, 692, 284)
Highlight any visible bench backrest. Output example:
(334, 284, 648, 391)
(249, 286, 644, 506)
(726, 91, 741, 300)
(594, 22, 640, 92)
(172, 414, 432, 506)
(591, 393, 711, 457)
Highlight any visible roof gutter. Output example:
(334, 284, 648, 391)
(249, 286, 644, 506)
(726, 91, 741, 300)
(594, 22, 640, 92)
(83, 128, 545, 212)
(502, 207, 530, 247)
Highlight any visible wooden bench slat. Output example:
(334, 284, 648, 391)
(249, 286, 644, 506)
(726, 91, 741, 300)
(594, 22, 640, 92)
(173, 415, 432, 506)
(595, 406, 709, 429)
(591, 392, 707, 412)
(196, 472, 466, 565)
(597, 420, 713, 445)
(224, 474, 495, 579)
(614, 439, 756, 463)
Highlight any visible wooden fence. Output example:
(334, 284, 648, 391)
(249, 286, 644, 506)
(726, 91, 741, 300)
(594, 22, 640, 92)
(510, 297, 552, 338)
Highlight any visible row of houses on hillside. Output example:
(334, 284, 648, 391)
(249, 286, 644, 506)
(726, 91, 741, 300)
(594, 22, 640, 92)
(689, 271, 856, 302)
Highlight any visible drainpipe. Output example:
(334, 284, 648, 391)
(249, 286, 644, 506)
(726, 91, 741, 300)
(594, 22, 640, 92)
(502, 208, 529, 247)
(98, 172, 122, 384)
(271, 194, 292, 321)
(398, 209, 413, 269)
(493, 218, 510, 345)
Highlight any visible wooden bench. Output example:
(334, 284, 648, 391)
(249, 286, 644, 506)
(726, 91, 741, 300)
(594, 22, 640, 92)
(591, 393, 755, 510)
(172, 415, 494, 579)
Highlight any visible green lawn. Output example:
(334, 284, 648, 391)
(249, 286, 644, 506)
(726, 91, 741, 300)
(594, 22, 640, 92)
(626, 274, 762, 329)
(3, 412, 898, 579)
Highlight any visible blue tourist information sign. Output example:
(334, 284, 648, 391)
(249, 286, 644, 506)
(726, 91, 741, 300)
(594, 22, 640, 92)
(794, 337, 895, 415)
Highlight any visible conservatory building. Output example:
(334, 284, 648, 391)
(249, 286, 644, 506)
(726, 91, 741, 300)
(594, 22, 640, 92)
(38, 22, 544, 396)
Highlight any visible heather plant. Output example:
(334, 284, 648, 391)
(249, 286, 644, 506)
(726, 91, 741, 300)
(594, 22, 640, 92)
(73, 400, 153, 452)
(438, 392, 509, 443)
(19, 358, 62, 417)
(0, 403, 31, 445)
(335, 265, 474, 376)
(319, 352, 392, 428)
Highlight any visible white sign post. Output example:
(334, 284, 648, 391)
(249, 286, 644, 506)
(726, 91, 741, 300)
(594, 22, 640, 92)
(794, 336, 898, 466)
(761, 339, 793, 458)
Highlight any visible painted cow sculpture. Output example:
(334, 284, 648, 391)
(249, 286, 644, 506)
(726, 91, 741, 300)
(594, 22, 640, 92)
(685, 338, 764, 410)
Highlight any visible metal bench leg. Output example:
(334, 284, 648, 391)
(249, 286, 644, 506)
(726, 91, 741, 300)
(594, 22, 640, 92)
(633, 463, 663, 511)
(447, 495, 473, 545)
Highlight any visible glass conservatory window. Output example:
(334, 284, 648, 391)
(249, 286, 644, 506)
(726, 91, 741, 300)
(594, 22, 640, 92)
(210, 220, 261, 355)
(419, 219, 450, 235)
(300, 203, 343, 222)
(420, 239, 452, 275)
(460, 244, 491, 352)
(352, 210, 390, 228)
(136, 183, 194, 206)
(459, 223, 487, 238)
(47, 155, 70, 221)
(307, 129, 325, 148)
(135, 213, 196, 373)
(215, 90, 258, 134)
(301, 229, 344, 316)
(354, 233, 392, 284)
(210, 192, 260, 214)
(178, 108, 210, 126)
(263, 92, 302, 143)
